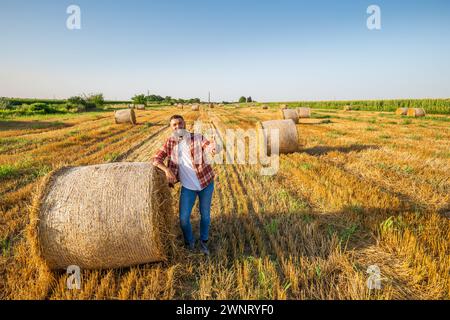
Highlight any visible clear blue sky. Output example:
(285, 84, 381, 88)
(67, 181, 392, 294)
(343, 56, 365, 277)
(1, 0, 449, 102)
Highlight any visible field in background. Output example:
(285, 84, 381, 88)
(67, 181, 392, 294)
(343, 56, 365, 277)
(2, 98, 450, 118)
(265, 99, 450, 115)
(0, 105, 449, 299)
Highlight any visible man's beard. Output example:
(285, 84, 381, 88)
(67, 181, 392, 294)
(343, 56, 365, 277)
(172, 128, 189, 139)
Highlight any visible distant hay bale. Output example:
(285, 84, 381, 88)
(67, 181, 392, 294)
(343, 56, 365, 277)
(343, 105, 352, 111)
(136, 104, 146, 110)
(262, 105, 269, 110)
(29, 162, 174, 270)
(209, 104, 214, 109)
(128, 104, 135, 109)
(296, 107, 311, 118)
(395, 108, 408, 116)
(115, 109, 136, 125)
(281, 108, 299, 124)
(259, 119, 299, 155)
(192, 105, 199, 111)
(407, 108, 426, 117)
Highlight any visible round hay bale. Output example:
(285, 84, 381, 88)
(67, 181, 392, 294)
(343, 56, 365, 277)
(115, 109, 136, 125)
(407, 108, 426, 117)
(343, 105, 352, 111)
(258, 119, 299, 155)
(297, 107, 311, 118)
(209, 104, 214, 109)
(281, 108, 299, 124)
(262, 105, 269, 110)
(395, 108, 408, 116)
(136, 104, 146, 110)
(29, 162, 174, 270)
(128, 104, 135, 109)
(192, 105, 199, 111)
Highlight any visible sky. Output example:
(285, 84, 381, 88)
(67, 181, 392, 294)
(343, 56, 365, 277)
(0, 0, 449, 102)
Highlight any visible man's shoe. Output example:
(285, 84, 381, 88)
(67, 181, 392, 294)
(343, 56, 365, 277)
(185, 241, 195, 252)
(199, 240, 210, 256)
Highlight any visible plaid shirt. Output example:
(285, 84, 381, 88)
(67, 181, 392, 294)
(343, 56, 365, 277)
(152, 132, 215, 189)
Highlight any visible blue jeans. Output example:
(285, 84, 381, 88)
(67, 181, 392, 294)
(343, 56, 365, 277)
(179, 181, 214, 245)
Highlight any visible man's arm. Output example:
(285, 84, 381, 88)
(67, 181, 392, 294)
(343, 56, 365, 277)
(202, 133, 222, 155)
(152, 142, 177, 184)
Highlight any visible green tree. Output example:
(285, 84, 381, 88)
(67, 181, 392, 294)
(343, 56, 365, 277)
(0, 97, 12, 110)
(86, 93, 104, 108)
(146, 94, 164, 102)
(132, 94, 147, 105)
(247, 96, 252, 103)
(239, 96, 247, 103)
(67, 96, 87, 112)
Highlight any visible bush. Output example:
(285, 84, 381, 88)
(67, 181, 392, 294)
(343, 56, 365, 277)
(239, 96, 247, 103)
(84, 102, 97, 110)
(86, 93, 104, 108)
(0, 98, 12, 110)
(67, 94, 102, 111)
(132, 94, 147, 105)
(67, 96, 85, 106)
(29, 103, 51, 112)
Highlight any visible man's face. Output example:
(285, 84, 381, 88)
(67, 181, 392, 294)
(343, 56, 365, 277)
(170, 118, 185, 131)
(170, 118, 186, 139)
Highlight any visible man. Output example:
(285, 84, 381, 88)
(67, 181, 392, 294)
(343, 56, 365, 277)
(152, 115, 218, 255)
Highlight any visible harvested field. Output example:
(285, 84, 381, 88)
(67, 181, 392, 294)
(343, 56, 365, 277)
(1, 106, 449, 300)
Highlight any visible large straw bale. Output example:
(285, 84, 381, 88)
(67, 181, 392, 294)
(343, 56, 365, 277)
(407, 108, 426, 117)
(29, 162, 173, 270)
(297, 107, 311, 118)
(115, 109, 136, 124)
(258, 119, 299, 155)
(395, 108, 408, 116)
(281, 109, 299, 124)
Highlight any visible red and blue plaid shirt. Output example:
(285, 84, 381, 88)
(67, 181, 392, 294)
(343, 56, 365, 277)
(152, 133, 215, 189)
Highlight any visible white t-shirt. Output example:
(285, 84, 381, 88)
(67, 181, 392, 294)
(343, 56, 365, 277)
(177, 138, 202, 191)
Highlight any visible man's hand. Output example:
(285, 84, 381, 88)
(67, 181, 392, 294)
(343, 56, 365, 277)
(206, 133, 221, 155)
(164, 167, 177, 184)
(153, 160, 177, 185)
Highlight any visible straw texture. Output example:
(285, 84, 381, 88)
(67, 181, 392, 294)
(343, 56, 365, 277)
(259, 119, 299, 155)
(115, 109, 136, 125)
(31, 162, 173, 270)
(395, 108, 408, 116)
(407, 108, 426, 117)
(281, 109, 299, 124)
(297, 107, 311, 118)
